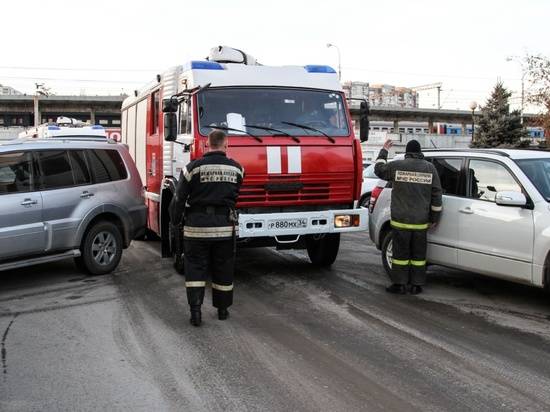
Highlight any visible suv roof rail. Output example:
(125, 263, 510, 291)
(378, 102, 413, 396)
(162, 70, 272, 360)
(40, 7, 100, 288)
(2, 137, 118, 146)
(422, 148, 510, 157)
(49, 137, 118, 144)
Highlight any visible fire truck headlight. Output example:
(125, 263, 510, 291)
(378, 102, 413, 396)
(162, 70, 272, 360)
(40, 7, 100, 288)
(334, 214, 360, 228)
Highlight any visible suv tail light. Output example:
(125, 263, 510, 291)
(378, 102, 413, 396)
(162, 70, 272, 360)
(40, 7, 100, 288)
(369, 185, 384, 213)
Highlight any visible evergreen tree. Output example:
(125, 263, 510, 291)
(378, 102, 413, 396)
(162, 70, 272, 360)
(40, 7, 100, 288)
(471, 82, 528, 148)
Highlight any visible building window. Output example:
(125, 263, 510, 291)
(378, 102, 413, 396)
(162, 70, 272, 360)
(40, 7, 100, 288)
(99, 119, 109, 125)
(112, 119, 121, 126)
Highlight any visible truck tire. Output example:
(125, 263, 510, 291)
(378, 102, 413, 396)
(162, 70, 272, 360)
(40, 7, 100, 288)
(306, 233, 340, 266)
(170, 222, 185, 275)
(380, 230, 393, 277)
(76, 221, 123, 276)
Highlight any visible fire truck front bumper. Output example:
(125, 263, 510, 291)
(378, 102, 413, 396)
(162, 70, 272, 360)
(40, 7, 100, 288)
(238, 208, 369, 238)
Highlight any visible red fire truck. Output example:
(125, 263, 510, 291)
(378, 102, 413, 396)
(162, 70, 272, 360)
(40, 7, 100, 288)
(121, 46, 369, 269)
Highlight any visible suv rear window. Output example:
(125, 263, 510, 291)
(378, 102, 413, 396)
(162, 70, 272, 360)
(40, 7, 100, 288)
(429, 158, 463, 196)
(86, 149, 127, 183)
(36, 150, 74, 190)
(68, 150, 92, 185)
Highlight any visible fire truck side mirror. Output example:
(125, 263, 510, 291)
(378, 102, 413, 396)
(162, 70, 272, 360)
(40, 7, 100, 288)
(359, 101, 369, 142)
(162, 98, 178, 113)
(164, 113, 178, 142)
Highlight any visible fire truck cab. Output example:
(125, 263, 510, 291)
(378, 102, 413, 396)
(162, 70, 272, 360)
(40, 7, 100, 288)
(121, 46, 369, 267)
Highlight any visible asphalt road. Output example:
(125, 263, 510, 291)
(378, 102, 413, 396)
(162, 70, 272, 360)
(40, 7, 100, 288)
(2, 233, 550, 411)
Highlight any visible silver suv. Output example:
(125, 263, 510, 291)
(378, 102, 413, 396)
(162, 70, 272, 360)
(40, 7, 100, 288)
(0, 139, 146, 275)
(369, 149, 550, 290)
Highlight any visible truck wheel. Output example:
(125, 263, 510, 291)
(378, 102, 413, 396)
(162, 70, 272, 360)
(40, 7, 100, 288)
(306, 233, 340, 267)
(76, 221, 123, 275)
(170, 222, 185, 275)
(380, 230, 393, 277)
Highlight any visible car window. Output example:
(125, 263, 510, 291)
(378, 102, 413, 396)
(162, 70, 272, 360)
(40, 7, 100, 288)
(0, 152, 34, 194)
(35, 150, 74, 190)
(429, 158, 463, 196)
(467, 159, 521, 202)
(68, 150, 92, 185)
(86, 149, 127, 184)
(363, 164, 377, 178)
(515, 158, 550, 202)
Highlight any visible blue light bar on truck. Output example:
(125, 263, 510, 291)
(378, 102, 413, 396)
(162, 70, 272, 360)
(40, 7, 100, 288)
(91, 125, 104, 130)
(187, 61, 224, 70)
(304, 65, 337, 74)
(47, 126, 61, 130)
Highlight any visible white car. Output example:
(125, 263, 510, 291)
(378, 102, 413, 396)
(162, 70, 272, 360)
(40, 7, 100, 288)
(368, 149, 550, 290)
(359, 163, 379, 207)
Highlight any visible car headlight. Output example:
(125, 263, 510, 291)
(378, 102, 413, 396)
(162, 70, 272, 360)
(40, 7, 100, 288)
(334, 214, 360, 228)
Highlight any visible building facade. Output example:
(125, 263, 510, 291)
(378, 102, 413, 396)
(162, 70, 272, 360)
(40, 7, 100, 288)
(0, 94, 125, 139)
(0, 84, 22, 96)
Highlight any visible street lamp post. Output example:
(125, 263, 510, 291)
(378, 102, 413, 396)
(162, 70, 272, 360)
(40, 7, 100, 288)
(326, 43, 341, 80)
(506, 56, 526, 124)
(469, 101, 478, 143)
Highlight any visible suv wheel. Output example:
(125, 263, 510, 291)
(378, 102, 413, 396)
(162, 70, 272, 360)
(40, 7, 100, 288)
(306, 233, 340, 266)
(76, 221, 123, 275)
(381, 230, 393, 276)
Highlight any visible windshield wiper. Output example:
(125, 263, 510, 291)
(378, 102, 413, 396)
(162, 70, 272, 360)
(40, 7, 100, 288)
(281, 121, 336, 143)
(201, 125, 263, 143)
(243, 124, 300, 143)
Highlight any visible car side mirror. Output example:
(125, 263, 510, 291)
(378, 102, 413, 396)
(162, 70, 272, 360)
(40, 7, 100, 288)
(164, 113, 177, 142)
(359, 100, 369, 142)
(495, 191, 527, 207)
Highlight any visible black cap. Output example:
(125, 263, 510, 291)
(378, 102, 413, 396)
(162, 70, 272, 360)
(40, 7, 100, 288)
(405, 140, 421, 153)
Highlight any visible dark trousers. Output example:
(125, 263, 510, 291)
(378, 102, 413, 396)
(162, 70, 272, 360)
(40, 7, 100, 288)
(184, 239, 234, 309)
(391, 228, 427, 286)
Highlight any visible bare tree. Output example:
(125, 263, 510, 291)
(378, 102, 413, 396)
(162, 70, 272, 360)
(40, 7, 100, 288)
(525, 54, 550, 144)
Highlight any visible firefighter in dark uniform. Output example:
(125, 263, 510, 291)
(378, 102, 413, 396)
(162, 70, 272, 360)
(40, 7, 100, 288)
(169, 130, 244, 326)
(374, 139, 443, 295)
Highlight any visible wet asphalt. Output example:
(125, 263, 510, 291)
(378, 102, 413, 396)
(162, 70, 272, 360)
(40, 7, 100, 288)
(1, 233, 550, 411)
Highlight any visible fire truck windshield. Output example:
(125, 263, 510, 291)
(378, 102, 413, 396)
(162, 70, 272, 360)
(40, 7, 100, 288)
(197, 88, 349, 138)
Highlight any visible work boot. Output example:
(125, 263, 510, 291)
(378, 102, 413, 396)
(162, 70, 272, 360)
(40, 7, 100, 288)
(410, 285, 423, 295)
(385, 284, 406, 294)
(190, 306, 202, 327)
(218, 308, 229, 320)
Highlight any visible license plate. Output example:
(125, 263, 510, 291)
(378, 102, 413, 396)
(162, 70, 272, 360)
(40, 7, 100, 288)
(268, 218, 307, 230)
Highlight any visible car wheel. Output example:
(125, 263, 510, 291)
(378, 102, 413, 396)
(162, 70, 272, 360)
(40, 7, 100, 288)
(306, 233, 340, 267)
(359, 193, 371, 208)
(169, 222, 185, 275)
(380, 230, 393, 277)
(77, 221, 123, 275)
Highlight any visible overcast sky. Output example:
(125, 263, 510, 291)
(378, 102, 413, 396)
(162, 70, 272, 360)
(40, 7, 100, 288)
(1, 0, 548, 110)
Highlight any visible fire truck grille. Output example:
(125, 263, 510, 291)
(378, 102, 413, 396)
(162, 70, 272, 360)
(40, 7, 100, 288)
(239, 180, 352, 205)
